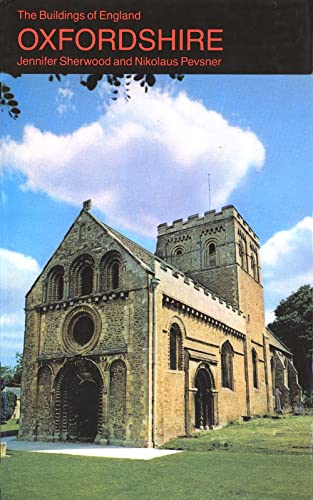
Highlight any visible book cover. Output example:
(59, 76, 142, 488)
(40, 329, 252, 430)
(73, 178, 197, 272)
(1, 1, 312, 498)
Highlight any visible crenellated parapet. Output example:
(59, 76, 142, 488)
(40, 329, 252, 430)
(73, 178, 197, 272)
(158, 205, 259, 242)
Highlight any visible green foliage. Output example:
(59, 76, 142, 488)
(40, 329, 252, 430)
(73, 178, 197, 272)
(269, 285, 313, 392)
(0, 365, 15, 387)
(0, 81, 21, 119)
(1, 390, 17, 422)
(303, 390, 313, 408)
(0, 352, 23, 386)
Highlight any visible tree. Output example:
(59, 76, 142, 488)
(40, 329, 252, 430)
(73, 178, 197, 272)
(268, 285, 313, 393)
(0, 365, 15, 387)
(0, 352, 23, 387)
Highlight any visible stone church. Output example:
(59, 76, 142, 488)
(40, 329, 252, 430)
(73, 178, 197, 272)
(19, 201, 301, 447)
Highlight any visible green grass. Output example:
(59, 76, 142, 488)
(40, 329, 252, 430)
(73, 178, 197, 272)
(1, 415, 313, 499)
(1, 418, 19, 433)
(162, 414, 313, 455)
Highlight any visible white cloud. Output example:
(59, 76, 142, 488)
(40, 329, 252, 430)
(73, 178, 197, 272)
(56, 85, 76, 115)
(0, 249, 41, 365)
(0, 312, 24, 328)
(261, 216, 313, 323)
(0, 88, 265, 236)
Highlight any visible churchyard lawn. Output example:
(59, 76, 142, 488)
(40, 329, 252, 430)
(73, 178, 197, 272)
(1, 415, 312, 499)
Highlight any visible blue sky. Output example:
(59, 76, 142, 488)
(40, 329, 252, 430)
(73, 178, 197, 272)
(1, 74, 312, 366)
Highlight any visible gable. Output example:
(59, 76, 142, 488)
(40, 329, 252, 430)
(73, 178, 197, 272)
(26, 209, 153, 301)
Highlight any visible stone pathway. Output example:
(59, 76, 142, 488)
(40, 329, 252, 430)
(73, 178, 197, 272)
(3, 437, 182, 461)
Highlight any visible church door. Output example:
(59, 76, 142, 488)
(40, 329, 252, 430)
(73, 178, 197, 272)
(75, 380, 98, 441)
(195, 368, 214, 429)
(55, 359, 101, 442)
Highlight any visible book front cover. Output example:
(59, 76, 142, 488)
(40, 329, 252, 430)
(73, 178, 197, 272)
(1, 1, 312, 498)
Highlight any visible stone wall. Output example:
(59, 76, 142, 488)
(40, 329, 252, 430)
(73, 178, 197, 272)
(154, 262, 249, 445)
(19, 209, 152, 447)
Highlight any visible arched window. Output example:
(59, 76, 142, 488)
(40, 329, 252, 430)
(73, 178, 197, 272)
(239, 242, 247, 270)
(71, 254, 94, 297)
(81, 265, 93, 295)
(169, 324, 183, 370)
(284, 359, 290, 388)
(251, 254, 258, 281)
(239, 242, 244, 267)
(47, 265, 64, 302)
(109, 260, 120, 289)
(172, 246, 184, 257)
(252, 349, 258, 388)
(204, 241, 217, 267)
(221, 341, 234, 389)
(101, 251, 123, 291)
(208, 242, 216, 266)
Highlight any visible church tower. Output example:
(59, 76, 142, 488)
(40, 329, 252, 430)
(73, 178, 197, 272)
(156, 205, 265, 345)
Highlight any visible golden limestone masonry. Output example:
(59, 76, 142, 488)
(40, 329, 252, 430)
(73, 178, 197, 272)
(19, 201, 301, 446)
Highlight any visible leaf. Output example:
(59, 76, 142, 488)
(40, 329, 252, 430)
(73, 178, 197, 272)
(4, 93, 14, 100)
(86, 74, 103, 91)
(134, 74, 144, 81)
(8, 100, 18, 107)
(86, 75, 99, 91)
(11, 108, 21, 114)
(146, 74, 156, 87)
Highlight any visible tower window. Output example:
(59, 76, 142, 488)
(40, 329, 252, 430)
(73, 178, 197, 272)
(252, 349, 258, 388)
(204, 241, 217, 267)
(239, 242, 245, 269)
(208, 243, 216, 266)
(251, 255, 257, 280)
(169, 324, 183, 370)
(221, 341, 234, 389)
(172, 246, 185, 257)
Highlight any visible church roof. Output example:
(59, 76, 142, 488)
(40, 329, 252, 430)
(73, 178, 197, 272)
(100, 221, 155, 270)
(91, 212, 242, 315)
(266, 327, 292, 355)
(86, 211, 155, 273)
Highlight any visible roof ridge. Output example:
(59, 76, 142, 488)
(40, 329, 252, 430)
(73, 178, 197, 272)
(266, 326, 291, 354)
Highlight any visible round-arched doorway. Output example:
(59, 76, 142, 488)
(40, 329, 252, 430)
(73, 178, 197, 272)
(195, 367, 214, 430)
(54, 359, 102, 442)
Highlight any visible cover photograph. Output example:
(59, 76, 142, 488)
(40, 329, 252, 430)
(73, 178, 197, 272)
(1, 1, 312, 498)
